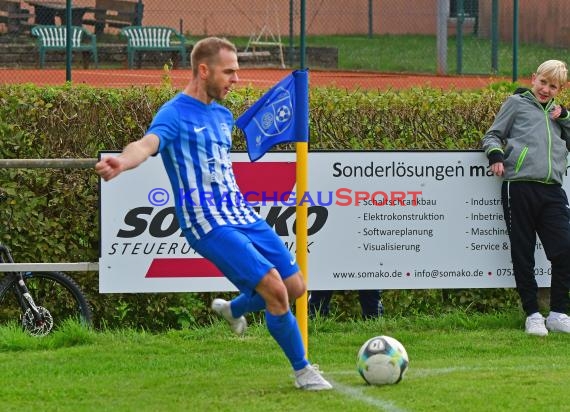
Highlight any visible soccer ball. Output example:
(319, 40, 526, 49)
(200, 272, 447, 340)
(356, 335, 409, 385)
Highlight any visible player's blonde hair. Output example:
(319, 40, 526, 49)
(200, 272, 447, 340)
(191, 37, 237, 76)
(536, 60, 568, 87)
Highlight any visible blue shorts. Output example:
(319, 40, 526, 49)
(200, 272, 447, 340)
(187, 220, 300, 296)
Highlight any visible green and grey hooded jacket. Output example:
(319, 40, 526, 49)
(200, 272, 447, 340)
(482, 88, 570, 185)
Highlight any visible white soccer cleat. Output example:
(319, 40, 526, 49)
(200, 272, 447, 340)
(525, 314, 548, 336)
(211, 298, 247, 336)
(294, 364, 333, 391)
(546, 313, 570, 333)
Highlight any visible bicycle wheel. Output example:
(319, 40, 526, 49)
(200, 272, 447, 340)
(0, 271, 93, 336)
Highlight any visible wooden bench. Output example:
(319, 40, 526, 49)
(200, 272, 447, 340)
(30, 25, 98, 69)
(120, 26, 187, 69)
(82, 0, 143, 36)
(0, 0, 33, 33)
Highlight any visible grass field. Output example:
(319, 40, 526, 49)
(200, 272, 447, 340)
(1, 311, 568, 412)
(184, 34, 570, 78)
(305, 35, 570, 77)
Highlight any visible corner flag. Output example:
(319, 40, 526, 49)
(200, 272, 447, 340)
(236, 69, 309, 162)
(237, 68, 311, 353)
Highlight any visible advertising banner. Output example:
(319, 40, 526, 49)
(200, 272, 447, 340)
(99, 151, 557, 292)
(99, 152, 296, 292)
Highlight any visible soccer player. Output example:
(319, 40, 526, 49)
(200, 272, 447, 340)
(95, 36, 332, 390)
(482, 59, 570, 336)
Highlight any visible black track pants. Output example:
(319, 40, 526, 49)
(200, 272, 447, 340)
(308, 290, 384, 319)
(502, 181, 570, 315)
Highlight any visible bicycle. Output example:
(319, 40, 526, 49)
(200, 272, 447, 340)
(0, 195, 93, 336)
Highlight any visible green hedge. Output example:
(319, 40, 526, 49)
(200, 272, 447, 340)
(1, 81, 557, 330)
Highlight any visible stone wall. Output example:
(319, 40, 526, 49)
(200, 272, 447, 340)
(0, 37, 337, 69)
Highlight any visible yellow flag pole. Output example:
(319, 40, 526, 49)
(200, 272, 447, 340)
(295, 140, 309, 353)
(295, 0, 309, 353)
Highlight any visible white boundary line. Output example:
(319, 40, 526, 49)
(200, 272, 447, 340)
(326, 375, 409, 412)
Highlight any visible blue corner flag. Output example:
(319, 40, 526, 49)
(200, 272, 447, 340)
(236, 69, 309, 162)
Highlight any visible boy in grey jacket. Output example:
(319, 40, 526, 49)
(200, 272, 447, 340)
(482, 59, 570, 336)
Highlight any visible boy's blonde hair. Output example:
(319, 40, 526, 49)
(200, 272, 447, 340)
(536, 60, 568, 87)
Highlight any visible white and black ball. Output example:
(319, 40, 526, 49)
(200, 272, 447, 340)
(357, 335, 409, 385)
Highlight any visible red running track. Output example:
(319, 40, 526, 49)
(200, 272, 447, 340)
(0, 68, 513, 90)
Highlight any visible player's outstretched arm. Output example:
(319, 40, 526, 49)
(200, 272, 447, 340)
(96, 134, 160, 181)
